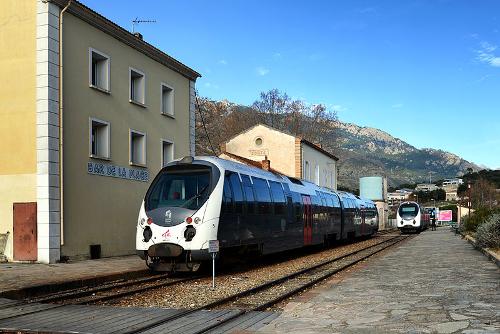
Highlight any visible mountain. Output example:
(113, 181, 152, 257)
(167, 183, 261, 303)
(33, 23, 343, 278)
(195, 98, 481, 190)
(334, 121, 480, 189)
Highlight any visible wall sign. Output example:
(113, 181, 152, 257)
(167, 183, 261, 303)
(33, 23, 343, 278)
(87, 161, 149, 182)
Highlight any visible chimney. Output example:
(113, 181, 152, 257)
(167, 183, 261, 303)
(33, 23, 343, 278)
(219, 142, 226, 153)
(261, 155, 271, 171)
(133, 32, 143, 40)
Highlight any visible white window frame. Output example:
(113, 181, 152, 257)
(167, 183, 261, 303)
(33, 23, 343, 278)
(160, 82, 175, 117)
(160, 139, 175, 168)
(89, 117, 111, 160)
(88, 47, 110, 93)
(129, 67, 146, 107)
(129, 129, 147, 166)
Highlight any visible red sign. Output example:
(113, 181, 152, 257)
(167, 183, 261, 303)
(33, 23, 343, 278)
(438, 210, 452, 221)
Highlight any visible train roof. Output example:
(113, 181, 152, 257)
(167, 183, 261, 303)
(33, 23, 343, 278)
(186, 156, 337, 197)
(166, 156, 377, 206)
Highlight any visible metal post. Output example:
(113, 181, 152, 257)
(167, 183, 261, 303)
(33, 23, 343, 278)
(467, 182, 471, 220)
(212, 253, 216, 289)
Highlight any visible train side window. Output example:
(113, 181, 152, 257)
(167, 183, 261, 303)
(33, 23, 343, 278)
(240, 174, 256, 214)
(325, 194, 334, 213)
(291, 191, 302, 222)
(229, 173, 244, 214)
(311, 194, 321, 215)
(332, 194, 341, 208)
(253, 177, 272, 214)
(222, 173, 233, 214)
(269, 181, 286, 215)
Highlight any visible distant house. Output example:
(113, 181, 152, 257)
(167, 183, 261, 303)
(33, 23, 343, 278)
(415, 183, 439, 192)
(219, 124, 339, 190)
(387, 189, 412, 206)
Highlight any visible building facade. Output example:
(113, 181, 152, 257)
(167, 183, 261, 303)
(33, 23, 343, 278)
(220, 124, 338, 190)
(0, 0, 200, 263)
(415, 183, 439, 192)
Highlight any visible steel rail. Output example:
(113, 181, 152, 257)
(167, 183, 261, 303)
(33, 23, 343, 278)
(27, 273, 171, 304)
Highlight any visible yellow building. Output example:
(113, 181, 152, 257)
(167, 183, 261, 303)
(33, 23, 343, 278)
(220, 124, 339, 190)
(0, 0, 200, 263)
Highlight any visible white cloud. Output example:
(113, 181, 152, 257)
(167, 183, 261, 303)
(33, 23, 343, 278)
(218, 59, 227, 65)
(332, 104, 348, 112)
(476, 41, 500, 67)
(391, 103, 403, 108)
(273, 52, 282, 59)
(203, 82, 219, 89)
(256, 66, 269, 76)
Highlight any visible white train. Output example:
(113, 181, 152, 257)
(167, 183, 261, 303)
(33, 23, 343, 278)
(136, 156, 379, 271)
(396, 201, 429, 233)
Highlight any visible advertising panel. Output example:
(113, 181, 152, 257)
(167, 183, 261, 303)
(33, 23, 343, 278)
(438, 210, 453, 222)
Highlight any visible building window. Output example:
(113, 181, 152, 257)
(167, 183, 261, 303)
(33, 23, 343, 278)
(304, 161, 310, 180)
(255, 137, 263, 146)
(130, 130, 146, 166)
(315, 164, 320, 185)
(89, 118, 110, 159)
(161, 139, 174, 167)
(129, 68, 145, 105)
(89, 48, 110, 92)
(161, 83, 174, 116)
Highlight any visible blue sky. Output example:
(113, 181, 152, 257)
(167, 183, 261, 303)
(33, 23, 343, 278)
(81, 0, 500, 169)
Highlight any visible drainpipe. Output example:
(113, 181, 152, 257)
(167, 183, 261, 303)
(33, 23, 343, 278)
(59, 0, 72, 246)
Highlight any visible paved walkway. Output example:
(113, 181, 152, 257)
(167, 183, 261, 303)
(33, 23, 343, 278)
(0, 255, 145, 295)
(259, 229, 500, 334)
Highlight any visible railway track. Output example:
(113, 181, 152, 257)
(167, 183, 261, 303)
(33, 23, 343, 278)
(122, 234, 410, 334)
(27, 273, 197, 305)
(26, 230, 397, 307)
(4, 233, 410, 333)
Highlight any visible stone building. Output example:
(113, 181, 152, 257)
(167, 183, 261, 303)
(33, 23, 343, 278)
(0, 0, 200, 263)
(219, 124, 338, 190)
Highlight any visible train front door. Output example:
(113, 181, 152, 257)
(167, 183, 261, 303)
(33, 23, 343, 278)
(302, 195, 312, 245)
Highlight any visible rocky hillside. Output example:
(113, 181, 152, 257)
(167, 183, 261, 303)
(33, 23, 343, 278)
(195, 97, 480, 190)
(334, 121, 480, 189)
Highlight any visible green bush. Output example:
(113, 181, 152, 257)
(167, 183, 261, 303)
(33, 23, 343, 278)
(461, 207, 499, 232)
(475, 214, 500, 249)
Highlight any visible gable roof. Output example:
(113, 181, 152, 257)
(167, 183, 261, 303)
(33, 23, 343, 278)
(49, 0, 201, 81)
(219, 151, 283, 175)
(224, 123, 339, 161)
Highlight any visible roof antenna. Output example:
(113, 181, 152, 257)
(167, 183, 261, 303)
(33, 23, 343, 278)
(131, 17, 156, 38)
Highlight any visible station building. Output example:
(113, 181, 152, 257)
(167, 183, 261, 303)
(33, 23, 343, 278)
(219, 124, 339, 190)
(0, 0, 200, 263)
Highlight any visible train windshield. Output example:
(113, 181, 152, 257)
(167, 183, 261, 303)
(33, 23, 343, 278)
(146, 169, 211, 211)
(398, 203, 419, 219)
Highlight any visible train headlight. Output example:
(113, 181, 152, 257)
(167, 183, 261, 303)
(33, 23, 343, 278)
(143, 226, 152, 242)
(139, 218, 145, 226)
(147, 217, 153, 225)
(400, 220, 404, 225)
(184, 225, 196, 241)
(194, 217, 201, 224)
(413, 220, 416, 225)
(186, 217, 193, 224)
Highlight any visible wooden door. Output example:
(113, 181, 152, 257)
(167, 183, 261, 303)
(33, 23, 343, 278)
(302, 195, 312, 245)
(13, 202, 37, 261)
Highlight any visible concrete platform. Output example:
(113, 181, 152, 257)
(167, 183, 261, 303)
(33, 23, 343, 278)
(0, 255, 146, 298)
(259, 229, 500, 334)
